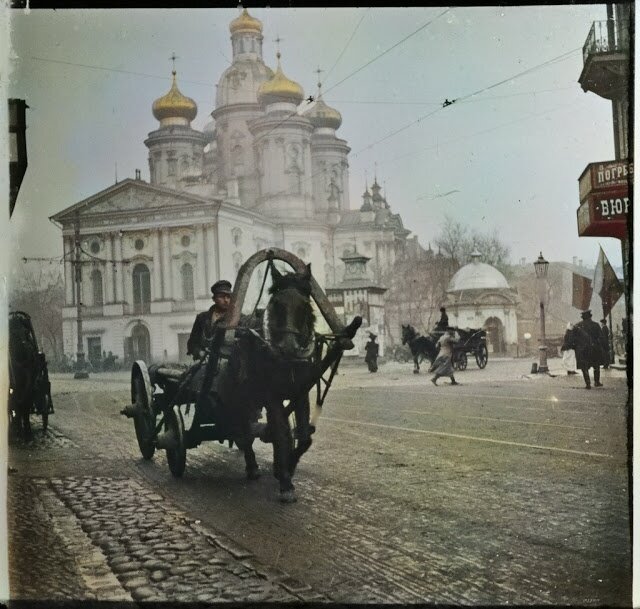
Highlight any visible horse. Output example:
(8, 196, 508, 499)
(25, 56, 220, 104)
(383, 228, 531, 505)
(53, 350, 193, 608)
(8, 312, 39, 440)
(401, 324, 439, 374)
(212, 262, 332, 503)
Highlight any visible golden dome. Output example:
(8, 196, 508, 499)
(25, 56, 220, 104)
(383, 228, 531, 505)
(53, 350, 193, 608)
(152, 71, 197, 122)
(257, 54, 304, 105)
(230, 9, 262, 35)
(303, 85, 342, 130)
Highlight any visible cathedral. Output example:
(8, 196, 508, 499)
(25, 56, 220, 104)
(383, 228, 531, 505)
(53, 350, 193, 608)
(51, 9, 415, 363)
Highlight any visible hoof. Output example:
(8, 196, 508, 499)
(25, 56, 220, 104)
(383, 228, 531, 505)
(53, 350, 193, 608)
(413, 370, 420, 375)
(279, 489, 297, 504)
(246, 467, 261, 480)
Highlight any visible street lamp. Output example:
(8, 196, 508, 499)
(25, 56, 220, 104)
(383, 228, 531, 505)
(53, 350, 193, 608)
(533, 251, 549, 374)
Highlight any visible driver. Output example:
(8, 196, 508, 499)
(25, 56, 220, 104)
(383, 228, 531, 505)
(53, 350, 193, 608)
(187, 280, 232, 360)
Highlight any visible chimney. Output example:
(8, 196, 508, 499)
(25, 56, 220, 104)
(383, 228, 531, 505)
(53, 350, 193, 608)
(135, 169, 141, 180)
(573, 256, 577, 266)
(579, 259, 583, 268)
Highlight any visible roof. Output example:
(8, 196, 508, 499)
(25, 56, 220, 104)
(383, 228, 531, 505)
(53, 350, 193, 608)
(448, 259, 511, 291)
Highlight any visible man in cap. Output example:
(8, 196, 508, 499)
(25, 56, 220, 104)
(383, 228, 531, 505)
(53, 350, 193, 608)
(187, 279, 233, 360)
(364, 332, 379, 372)
(435, 307, 449, 332)
(599, 318, 611, 368)
(574, 309, 605, 389)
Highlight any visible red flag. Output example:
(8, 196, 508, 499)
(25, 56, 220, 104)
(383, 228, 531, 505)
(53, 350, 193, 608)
(572, 272, 592, 310)
(596, 247, 623, 316)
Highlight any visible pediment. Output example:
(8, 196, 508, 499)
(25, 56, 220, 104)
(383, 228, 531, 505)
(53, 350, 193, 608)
(51, 179, 216, 223)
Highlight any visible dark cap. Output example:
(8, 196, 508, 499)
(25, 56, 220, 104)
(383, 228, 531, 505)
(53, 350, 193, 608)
(211, 280, 232, 295)
(368, 332, 377, 339)
(440, 307, 446, 312)
(581, 309, 592, 319)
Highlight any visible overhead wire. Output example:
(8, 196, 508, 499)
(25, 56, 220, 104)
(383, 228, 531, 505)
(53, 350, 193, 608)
(323, 8, 370, 83)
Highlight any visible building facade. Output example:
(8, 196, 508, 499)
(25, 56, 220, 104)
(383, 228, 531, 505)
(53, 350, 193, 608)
(51, 10, 414, 364)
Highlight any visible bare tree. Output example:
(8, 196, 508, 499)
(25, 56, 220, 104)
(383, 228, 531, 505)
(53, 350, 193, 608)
(434, 215, 468, 262)
(9, 263, 65, 361)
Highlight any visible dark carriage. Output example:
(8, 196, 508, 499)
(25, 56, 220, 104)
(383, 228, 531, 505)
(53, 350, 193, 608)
(8, 311, 54, 438)
(450, 328, 488, 370)
(121, 248, 361, 503)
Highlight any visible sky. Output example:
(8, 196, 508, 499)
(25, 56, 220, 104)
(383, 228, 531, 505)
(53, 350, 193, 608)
(7, 5, 627, 275)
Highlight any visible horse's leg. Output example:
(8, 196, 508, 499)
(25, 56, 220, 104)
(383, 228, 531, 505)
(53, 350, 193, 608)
(289, 393, 312, 478)
(413, 354, 420, 374)
(266, 402, 296, 503)
(237, 412, 260, 480)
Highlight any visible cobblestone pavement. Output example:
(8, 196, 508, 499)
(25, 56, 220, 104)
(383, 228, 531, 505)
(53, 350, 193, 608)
(8, 360, 631, 605)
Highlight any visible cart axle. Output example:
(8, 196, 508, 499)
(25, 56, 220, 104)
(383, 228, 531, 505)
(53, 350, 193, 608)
(120, 404, 141, 418)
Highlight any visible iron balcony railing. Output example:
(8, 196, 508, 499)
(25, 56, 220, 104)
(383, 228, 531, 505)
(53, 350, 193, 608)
(583, 20, 630, 64)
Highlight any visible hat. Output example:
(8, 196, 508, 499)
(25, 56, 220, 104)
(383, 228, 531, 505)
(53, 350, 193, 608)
(211, 280, 232, 295)
(581, 309, 592, 319)
(440, 307, 446, 312)
(368, 332, 377, 339)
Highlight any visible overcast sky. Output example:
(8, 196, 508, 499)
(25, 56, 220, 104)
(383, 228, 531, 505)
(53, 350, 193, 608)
(7, 5, 626, 275)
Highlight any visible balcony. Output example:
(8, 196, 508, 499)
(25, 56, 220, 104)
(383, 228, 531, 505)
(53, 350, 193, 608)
(579, 20, 630, 100)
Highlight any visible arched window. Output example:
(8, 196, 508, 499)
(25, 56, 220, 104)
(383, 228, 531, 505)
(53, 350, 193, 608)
(181, 263, 194, 301)
(132, 263, 151, 314)
(91, 269, 103, 306)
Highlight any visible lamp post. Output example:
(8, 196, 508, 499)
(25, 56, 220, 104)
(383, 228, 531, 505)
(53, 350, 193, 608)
(533, 252, 549, 374)
(73, 212, 89, 379)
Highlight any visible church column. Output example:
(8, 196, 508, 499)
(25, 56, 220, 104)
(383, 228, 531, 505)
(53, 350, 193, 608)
(152, 230, 162, 301)
(205, 223, 217, 287)
(114, 232, 124, 303)
(161, 228, 173, 299)
(63, 236, 74, 305)
(197, 224, 207, 297)
(105, 233, 114, 303)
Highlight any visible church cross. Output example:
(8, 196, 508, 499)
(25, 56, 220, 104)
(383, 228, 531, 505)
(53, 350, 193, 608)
(170, 52, 178, 74)
(315, 66, 324, 88)
(274, 35, 283, 57)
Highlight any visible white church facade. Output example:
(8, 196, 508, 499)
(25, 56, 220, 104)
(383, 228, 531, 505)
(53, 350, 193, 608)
(51, 9, 414, 364)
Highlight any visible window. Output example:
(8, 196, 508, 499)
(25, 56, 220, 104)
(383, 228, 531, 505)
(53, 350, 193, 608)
(167, 157, 177, 176)
(91, 269, 103, 305)
(134, 238, 145, 251)
(181, 235, 191, 247)
(132, 263, 151, 314)
(90, 241, 100, 254)
(181, 263, 194, 301)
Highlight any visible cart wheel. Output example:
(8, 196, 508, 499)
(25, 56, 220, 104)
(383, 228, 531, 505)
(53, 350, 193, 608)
(165, 405, 186, 478)
(475, 344, 488, 369)
(133, 373, 156, 460)
(457, 352, 468, 371)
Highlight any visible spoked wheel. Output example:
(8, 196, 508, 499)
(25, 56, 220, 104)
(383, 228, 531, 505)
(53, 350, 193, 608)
(475, 344, 489, 369)
(133, 374, 156, 460)
(165, 405, 186, 478)
(455, 351, 468, 371)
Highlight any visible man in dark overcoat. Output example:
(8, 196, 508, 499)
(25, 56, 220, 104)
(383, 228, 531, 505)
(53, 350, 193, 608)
(575, 309, 605, 389)
(187, 280, 232, 359)
(435, 307, 449, 332)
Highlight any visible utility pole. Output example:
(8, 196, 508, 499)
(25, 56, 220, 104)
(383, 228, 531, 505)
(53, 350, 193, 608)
(73, 211, 89, 379)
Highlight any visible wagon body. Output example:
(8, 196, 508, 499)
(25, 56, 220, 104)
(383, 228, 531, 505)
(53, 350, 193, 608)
(430, 326, 488, 370)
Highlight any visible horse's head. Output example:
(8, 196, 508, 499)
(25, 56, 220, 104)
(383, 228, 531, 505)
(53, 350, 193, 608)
(401, 324, 416, 345)
(266, 263, 316, 360)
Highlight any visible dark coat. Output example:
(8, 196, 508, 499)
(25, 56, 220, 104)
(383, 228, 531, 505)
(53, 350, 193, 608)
(187, 306, 225, 356)
(435, 312, 449, 331)
(574, 319, 605, 369)
(364, 340, 379, 362)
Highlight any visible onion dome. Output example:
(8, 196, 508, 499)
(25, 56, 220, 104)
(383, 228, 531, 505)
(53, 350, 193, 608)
(257, 52, 304, 105)
(447, 250, 510, 291)
(303, 83, 342, 130)
(152, 70, 197, 122)
(230, 8, 262, 35)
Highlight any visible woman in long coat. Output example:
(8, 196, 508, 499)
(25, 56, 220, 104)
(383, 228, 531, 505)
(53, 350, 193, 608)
(429, 328, 459, 386)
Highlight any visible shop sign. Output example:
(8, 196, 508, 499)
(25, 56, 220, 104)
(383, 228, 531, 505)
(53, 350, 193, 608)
(576, 187, 630, 239)
(578, 159, 633, 202)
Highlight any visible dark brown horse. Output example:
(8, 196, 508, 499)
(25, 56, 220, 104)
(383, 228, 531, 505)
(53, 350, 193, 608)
(401, 324, 439, 374)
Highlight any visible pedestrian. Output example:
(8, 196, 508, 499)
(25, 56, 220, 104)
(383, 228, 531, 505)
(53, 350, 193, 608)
(600, 318, 611, 368)
(187, 279, 233, 360)
(560, 322, 577, 375)
(429, 327, 459, 386)
(574, 309, 605, 389)
(364, 332, 379, 373)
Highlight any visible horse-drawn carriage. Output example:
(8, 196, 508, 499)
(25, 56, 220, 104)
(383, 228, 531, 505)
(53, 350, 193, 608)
(401, 324, 488, 373)
(8, 311, 54, 439)
(121, 249, 361, 503)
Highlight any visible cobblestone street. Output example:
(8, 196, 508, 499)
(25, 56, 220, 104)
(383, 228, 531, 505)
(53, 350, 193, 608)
(7, 358, 631, 605)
